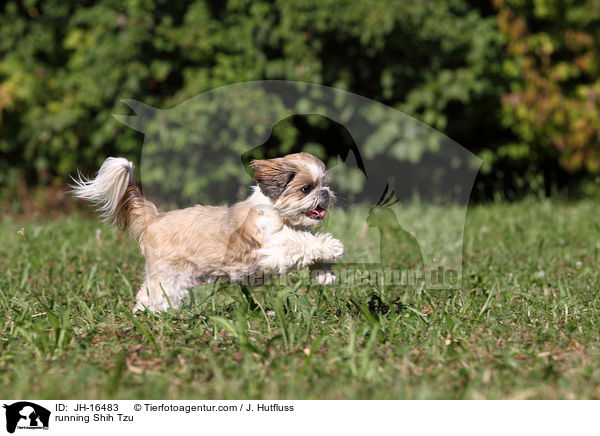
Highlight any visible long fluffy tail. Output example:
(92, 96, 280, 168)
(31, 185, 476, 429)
(71, 157, 158, 240)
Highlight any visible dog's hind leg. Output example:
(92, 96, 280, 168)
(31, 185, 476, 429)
(133, 268, 191, 313)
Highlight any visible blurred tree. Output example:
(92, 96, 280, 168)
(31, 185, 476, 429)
(0, 0, 506, 203)
(495, 0, 600, 194)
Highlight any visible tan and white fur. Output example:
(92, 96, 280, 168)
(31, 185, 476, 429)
(71, 153, 344, 312)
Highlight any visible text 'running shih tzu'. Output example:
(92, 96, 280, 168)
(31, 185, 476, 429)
(72, 152, 345, 313)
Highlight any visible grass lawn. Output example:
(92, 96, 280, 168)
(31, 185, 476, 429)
(1, 198, 600, 399)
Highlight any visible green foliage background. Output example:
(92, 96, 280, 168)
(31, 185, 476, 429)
(1, 0, 599, 202)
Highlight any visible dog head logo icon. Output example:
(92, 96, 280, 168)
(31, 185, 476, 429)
(3, 402, 50, 434)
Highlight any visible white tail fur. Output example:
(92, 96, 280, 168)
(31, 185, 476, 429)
(72, 157, 159, 240)
(71, 157, 135, 224)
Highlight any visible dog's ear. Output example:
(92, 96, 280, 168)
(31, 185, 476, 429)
(249, 158, 296, 199)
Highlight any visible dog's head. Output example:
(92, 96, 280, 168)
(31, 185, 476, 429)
(250, 152, 335, 227)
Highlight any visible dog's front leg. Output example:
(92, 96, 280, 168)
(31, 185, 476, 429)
(309, 262, 337, 285)
(256, 228, 344, 275)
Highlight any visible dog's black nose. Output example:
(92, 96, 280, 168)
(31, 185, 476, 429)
(319, 190, 330, 203)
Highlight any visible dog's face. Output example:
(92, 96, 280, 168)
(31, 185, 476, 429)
(250, 152, 334, 227)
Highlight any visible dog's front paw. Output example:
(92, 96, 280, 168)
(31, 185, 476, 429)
(319, 235, 345, 261)
(312, 268, 336, 285)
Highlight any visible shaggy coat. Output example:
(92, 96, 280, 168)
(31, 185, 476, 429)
(72, 153, 344, 312)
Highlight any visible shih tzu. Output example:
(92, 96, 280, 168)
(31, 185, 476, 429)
(72, 152, 345, 312)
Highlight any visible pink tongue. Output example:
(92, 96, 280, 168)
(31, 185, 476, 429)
(308, 208, 326, 219)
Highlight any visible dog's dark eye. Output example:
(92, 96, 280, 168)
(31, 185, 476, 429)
(301, 184, 313, 194)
